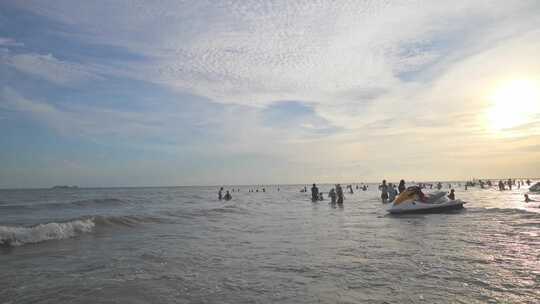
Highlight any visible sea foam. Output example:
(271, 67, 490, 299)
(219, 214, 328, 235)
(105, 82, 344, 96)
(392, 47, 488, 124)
(0, 218, 95, 246)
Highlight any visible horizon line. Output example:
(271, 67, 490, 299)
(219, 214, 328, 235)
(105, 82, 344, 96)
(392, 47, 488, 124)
(1, 177, 537, 191)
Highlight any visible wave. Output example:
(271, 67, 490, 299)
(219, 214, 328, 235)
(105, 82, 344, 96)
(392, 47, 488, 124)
(72, 198, 128, 207)
(0, 214, 162, 247)
(176, 205, 250, 219)
(467, 207, 538, 215)
(0, 198, 130, 211)
(0, 219, 95, 247)
(92, 214, 165, 227)
(158, 205, 251, 222)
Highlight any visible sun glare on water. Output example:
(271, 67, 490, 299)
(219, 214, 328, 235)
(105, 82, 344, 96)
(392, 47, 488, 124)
(487, 79, 540, 131)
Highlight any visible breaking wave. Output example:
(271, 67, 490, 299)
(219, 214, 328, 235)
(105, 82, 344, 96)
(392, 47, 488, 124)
(0, 219, 95, 247)
(0, 214, 161, 247)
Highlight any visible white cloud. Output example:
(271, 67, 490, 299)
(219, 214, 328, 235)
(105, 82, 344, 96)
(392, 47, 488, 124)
(4, 1, 540, 182)
(12, 1, 540, 107)
(1, 52, 103, 85)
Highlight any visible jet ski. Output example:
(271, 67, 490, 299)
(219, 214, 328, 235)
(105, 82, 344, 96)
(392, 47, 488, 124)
(387, 186, 465, 214)
(529, 182, 540, 192)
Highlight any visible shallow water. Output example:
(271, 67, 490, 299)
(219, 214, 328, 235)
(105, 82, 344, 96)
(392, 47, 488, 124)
(1, 183, 539, 303)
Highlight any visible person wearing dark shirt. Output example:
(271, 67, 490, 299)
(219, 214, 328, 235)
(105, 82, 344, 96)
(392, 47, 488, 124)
(448, 189, 455, 200)
(398, 180, 406, 194)
(336, 184, 344, 205)
(311, 183, 319, 202)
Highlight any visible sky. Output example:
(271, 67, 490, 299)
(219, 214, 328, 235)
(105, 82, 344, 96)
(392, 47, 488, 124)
(1, 0, 540, 188)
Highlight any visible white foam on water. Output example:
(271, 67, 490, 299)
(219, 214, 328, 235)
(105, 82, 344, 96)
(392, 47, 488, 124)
(0, 218, 95, 246)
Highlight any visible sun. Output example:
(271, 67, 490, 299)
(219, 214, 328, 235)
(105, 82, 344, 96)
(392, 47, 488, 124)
(487, 79, 540, 131)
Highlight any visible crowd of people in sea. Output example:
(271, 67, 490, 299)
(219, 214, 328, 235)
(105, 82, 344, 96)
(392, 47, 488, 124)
(308, 183, 369, 205)
(217, 178, 539, 204)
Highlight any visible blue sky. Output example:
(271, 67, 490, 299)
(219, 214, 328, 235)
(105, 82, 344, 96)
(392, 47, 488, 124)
(1, 1, 540, 188)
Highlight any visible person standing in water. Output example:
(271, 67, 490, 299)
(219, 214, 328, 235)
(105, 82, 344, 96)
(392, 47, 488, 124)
(218, 187, 224, 200)
(329, 188, 337, 204)
(379, 180, 389, 203)
(398, 180, 406, 194)
(224, 190, 232, 201)
(448, 189, 455, 200)
(388, 183, 398, 202)
(311, 183, 319, 202)
(336, 184, 344, 205)
(524, 194, 537, 202)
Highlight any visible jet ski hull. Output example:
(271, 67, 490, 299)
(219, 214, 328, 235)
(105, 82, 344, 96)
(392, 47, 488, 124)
(387, 199, 465, 214)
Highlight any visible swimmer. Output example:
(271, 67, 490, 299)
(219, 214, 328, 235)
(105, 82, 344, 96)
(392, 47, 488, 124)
(524, 194, 536, 202)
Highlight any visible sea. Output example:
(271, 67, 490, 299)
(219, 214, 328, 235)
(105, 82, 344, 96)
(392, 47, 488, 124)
(1, 182, 539, 303)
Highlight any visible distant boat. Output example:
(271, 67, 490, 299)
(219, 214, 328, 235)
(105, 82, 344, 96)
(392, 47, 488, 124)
(51, 185, 79, 189)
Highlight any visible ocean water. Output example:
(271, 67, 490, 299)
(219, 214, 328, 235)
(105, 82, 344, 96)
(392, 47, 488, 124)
(1, 183, 539, 303)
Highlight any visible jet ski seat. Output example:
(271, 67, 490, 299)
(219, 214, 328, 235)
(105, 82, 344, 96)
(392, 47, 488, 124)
(426, 192, 447, 204)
